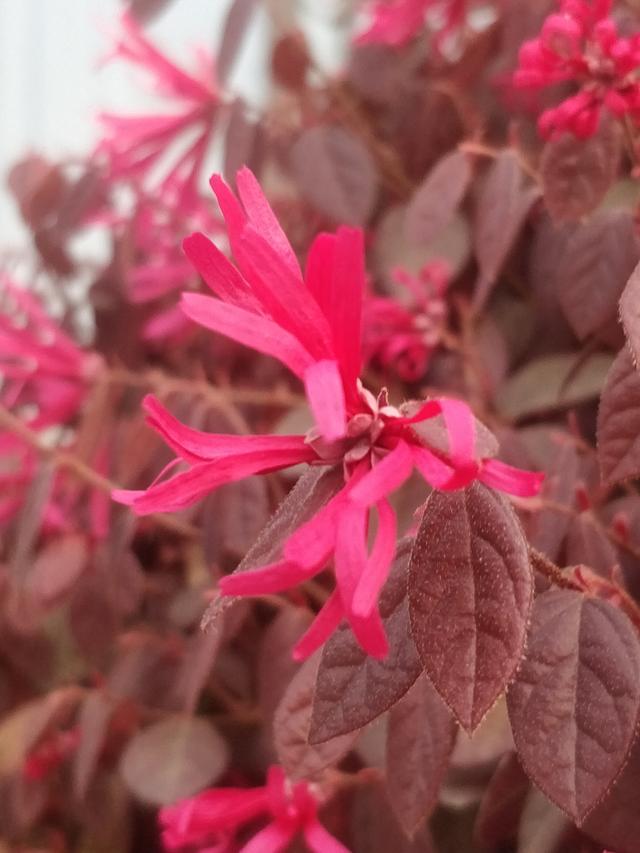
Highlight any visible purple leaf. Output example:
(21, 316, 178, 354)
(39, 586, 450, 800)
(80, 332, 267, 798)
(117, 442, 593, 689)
(217, 0, 258, 86)
(120, 716, 229, 806)
(473, 150, 539, 309)
(290, 126, 378, 225)
(273, 653, 357, 781)
(309, 540, 423, 745)
(409, 483, 533, 732)
(597, 347, 640, 487)
(507, 588, 640, 823)
(404, 150, 472, 246)
(474, 752, 530, 848)
(619, 260, 640, 365)
(558, 211, 640, 340)
(386, 675, 456, 838)
(540, 122, 621, 222)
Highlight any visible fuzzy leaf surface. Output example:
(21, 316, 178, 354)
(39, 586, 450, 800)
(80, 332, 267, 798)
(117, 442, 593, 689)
(409, 483, 532, 732)
(507, 589, 640, 823)
(597, 347, 640, 486)
(620, 261, 640, 365)
(309, 540, 423, 744)
(404, 150, 471, 246)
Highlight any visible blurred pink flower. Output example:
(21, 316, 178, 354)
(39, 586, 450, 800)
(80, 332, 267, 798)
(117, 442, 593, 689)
(512, 0, 640, 138)
(0, 277, 103, 430)
(97, 13, 219, 207)
(159, 765, 348, 853)
(114, 168, 543, 659)
(363, 261, 450, 382)
(356, 0, 468, 49)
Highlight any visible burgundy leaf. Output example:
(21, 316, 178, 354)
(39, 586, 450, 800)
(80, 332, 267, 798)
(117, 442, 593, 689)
(258, 607, 313, 722)
(620, 260, 640, 365)
(473, 150, 539, 309)
(386, 675, 456, 838)
(350, 782, 439, 853)
(290, 126, 378, 225)
(272, 31, 310, 90)
(583, 733, 640, 853)
(7, 155, 67, 229)
(171, 625, 224, 714)
(507, 589, 640, 823)
(404, 150, 472, 246)
(474, 752, 530, 848)
(217, 0, 258, 86)
(126, 0, 173, 23)
(25, 534, 89, 605)
(201, 465, 343, 632)
(73, 691, 116, 801)
(565, 511, 618, 576)
(597, 347, 640, 487)
(558, 211, 640, 340)
(120, 716, 229, 806)
(223, 99, 264, 187)
(409, 483, 533, 732)
(540, 122, 621, 222)
(273, 653, 357, 781)
(309, 540, 423, 745)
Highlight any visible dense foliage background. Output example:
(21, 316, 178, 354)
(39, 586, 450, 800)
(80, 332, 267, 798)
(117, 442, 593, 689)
(3, 0, 640, 851)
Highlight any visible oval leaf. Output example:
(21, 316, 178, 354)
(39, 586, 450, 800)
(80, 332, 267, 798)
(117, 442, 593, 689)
(120, 716, 228, 806)
(409, 482, 533, 732)
(473, 150, 539, 309)
(540, 122, 620, 222)
(309, 540, 423, 745)
(597, 346, 640, 487)
(290, 126, 378, 225)
(386, 675, 456, 838)
(404, 150, 471, 246)
(274, 653, 357, 781)
(507, 588, 640, 823)
(619, 260, 640, 365)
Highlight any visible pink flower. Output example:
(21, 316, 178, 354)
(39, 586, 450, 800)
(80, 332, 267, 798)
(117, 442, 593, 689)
(0, 277, 103, 429)
(356, 0, 468, 49)
(125, 195, 224, 342)
(114, 168, 543, 659)
(97, 13, 219, 207)
(159, 765, 349, 853)
(363, 261, 450, 382)
(512, 0, 640, 138)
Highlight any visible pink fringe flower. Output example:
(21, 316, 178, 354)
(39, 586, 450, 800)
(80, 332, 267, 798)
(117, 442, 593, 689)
(23, 727, 81, 782)
(114, 168, 543, 659)
(363, 261, 450, 382)
(356, 0, 468, 49)
(512, 0, 640, 138)
(159, 765, 348, 853)
(97, 13, 219, 207)
(0, 277, 103, 430)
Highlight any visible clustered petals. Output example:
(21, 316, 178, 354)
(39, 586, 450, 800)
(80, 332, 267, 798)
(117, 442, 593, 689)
(513, 0, 640, 138)
(356, 0, 468, 49)
(115, 168, 544, 658)
(363, 261, 450, 382)
(159, 765, 348, 853)
(97, 13, 219, 207)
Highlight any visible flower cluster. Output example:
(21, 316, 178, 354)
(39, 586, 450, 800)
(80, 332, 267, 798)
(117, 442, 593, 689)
(363, 261, 450, 382)
(356, 0, 468, 49)
(512, 0, 640, 138)
(160, 766, 347, 853)
(115, 168, 543, 659)
(97, 13, 219, 207)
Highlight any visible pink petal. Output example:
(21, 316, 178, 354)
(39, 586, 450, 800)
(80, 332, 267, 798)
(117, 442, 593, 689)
(334, 502, 368, 609)
(303, 818, 351, 853)
(479, 459, 545, 497)
(411, 445, 458, 489)
(235, 167, 301, 280)
(284, 493, 344, 569)
(437, 397, 476, 468)
(210, 173, 248, 247)
(352, 498, 396, 617)
(347, 441, 415, 507)
(182, 232, 261, 312)
(181, 292, 315, 379)
(219, 560, 320, 596)
(306, 228, 364, 404)
(238, 821, 294, 853)
(235, 226, 334, 361)
(159, 789, 269, 837)
(124, 447, 310, 515)
(143, 395, 312, 463)
(304, 360, 347, 441)
(292, 590, 344, 661)
(347, 606, 389, 659)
